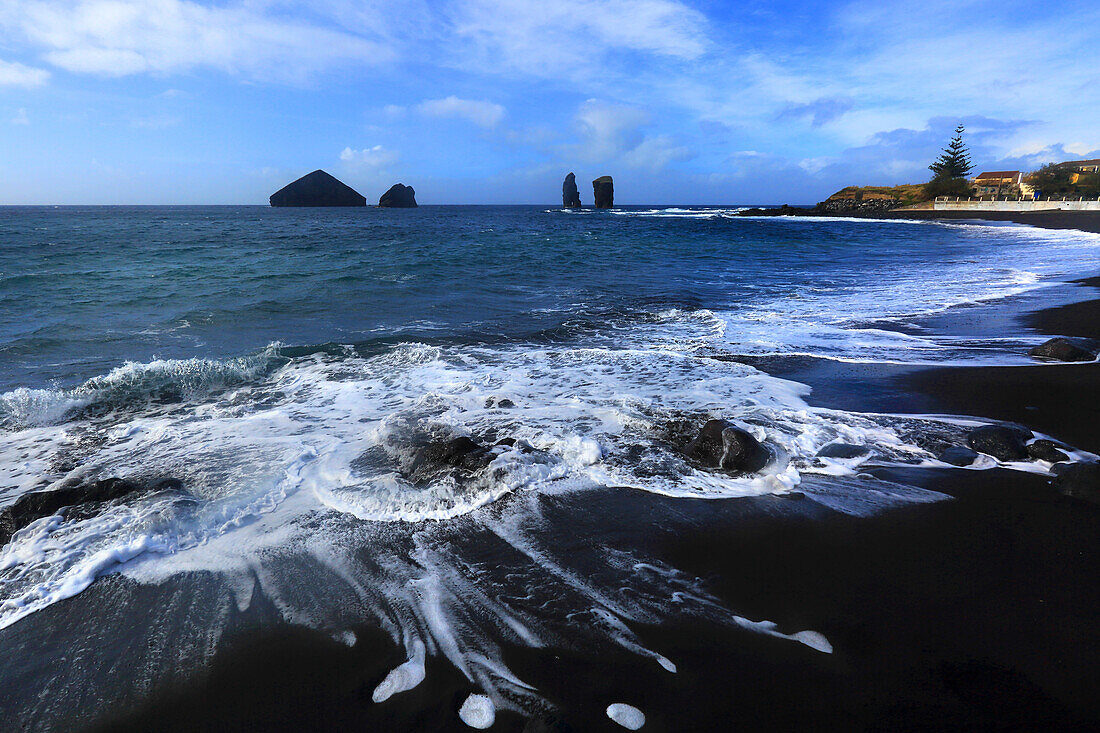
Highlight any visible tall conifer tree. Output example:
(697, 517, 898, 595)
(929, 124, 973, 179)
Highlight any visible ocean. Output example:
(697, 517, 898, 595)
(2, 205, 1099, 728)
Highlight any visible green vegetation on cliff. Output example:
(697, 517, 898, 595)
(826, 184, 928, 206)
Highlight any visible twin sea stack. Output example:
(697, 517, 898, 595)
(559, 173, 614, 208)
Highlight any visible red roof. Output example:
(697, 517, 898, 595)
(974, 171, 1020, 180)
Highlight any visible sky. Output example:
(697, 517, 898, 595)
(1, 0, 1098, 205)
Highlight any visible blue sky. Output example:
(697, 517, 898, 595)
(1, 0, 1098, 204)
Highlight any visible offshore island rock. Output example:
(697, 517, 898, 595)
(270, 170, 366, 207)
(379, 183, 418, 208)
(563, 173, 581, 208)
(592, 176, 614, 208)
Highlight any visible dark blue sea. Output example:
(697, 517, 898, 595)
(1, 205, 1098, 728)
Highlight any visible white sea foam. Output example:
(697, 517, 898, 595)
(607, 703, 646, 729)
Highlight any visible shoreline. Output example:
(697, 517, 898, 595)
(738, 206, 1100, 234)
(1, 239, 1097, 730)
(80, 273, 1100, 731)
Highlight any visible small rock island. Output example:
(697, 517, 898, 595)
(270, 170, 366, 207)
(379, 183, 418, 208)
(592, 176, 614, 208)
(562, 173, 581, 208)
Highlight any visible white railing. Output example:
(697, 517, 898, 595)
(932, 196, 1100, 211)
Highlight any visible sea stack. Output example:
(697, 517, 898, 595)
(269, 170, 366, 207)
(379, 183, 418, 208)
(563, 173, 581, 208)
(592, 176, 614, 208)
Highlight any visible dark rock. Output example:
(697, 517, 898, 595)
(683, 419, 770, 473)
(816, 443, 871, 459)
(940, 446, 980, 467)
(816, 197, 900, 214)
(378, 183, 417, 208)
(562, 173, 581, 208)
(1051, 462, 1100, 505)
(1028, 337, 1096, 362)
(592, 176, 614, 209)
(0, 477, 156, 546)
(967, 424, 1032, 462)
(269, 170, 366, 207)
(1026, 439, 1070, 463)
(736, 204, 815, 217)
(494, 437, 534, 454)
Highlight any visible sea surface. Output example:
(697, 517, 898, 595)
(2, 205, 1099, 727)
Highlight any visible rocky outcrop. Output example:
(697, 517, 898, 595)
(816, 443, 871, 459)
(563, 173, 581, 208)
(1028, 337, 1097, 362)
(966, 424, 1032, 462)
(592, 176, 614, 208)
(940, 446, 979, 467)
(683, 419, 770, 473)
(270, 170, 366, 207)
(816, 197, 900, 214)
(379, 183, 418, 208)
(1026, 439, 1070, 463)
(0, 477, 183, 546)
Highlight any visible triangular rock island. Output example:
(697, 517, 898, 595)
(270, 170, 367, 207)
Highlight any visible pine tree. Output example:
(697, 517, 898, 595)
(929, 124, 973, 179)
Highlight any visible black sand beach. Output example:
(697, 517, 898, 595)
(62, 268, 1100, 731)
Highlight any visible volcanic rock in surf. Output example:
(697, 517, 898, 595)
(0, 477, 183, 546)
(592, 176, 614, 208)
(939, 446, 979, 467)
(816, 443, 870, 459)
(563, 173, 581, 208)
(1028, 337, 1096, 362)
(378, 183, 418, 208)
(966, 424, 1032, 462)
(269, 170, 367, 207)
(410, 436, 488, 476)
(684, 419, 770, 473)
(1026, 439, 1070, 463)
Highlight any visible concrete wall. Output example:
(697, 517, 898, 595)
(934, 197, 1100, 212)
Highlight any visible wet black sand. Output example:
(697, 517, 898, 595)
(7, 277, 1098, 731)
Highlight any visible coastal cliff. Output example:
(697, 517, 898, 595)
(379, 184, 418, 208)
(270, 170, 366, 207)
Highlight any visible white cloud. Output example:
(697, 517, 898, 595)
(621, 135, 692, 170)
(449, 0, 708, 79)
(11, 108, 30, 125)
(382, 104, 406, 119)
(574, 99, 650, 161)
(0, 0, 394, 81)
(340, 145, 400, 169)
(568, 99, 691, 172)
(417, 96, 505, 128)
(0, 58, 49, 86)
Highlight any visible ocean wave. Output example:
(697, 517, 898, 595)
(0, 344, 287, 429)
